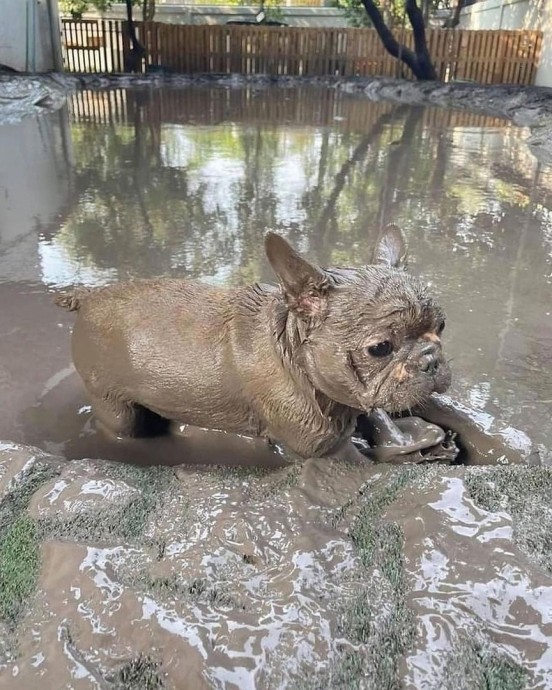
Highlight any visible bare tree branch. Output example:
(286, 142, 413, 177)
(360, 0, 438, 80)
(406, 0, 437, 79)
(124, 0, 146, 72)
(443, 0, 465, 28)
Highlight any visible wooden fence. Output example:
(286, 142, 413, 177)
(62, 19, 125, 72)
(61, 19, 543, 85)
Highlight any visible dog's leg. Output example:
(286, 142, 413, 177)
(87, 391, 167, 438)
(330, 440, 373, 466)
(417, 394, 538, 465)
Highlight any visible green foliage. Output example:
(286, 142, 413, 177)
(332, 0, 414, 29)
(263, 1, 285, 23)
(334, 0, 452, 30)
(59, 0, 143, 18)
(59, 0, 113, 19)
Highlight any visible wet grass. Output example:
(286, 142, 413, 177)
(61, 623, 166, 689)
(349, 467, 417, 566)
(0, 451, 544, 686)
(133, 574, 246, 610)
(37, 463, 179, 545)
(0, 461, 60, 536)
(0, 461, 59, 629)
(444, 634, 529, 690)
(197, 462, 301, 501)
(106, 655, 166, 690)
(305, 464, 534, 689)
(0, 516, 39, 627)
(466, 465, 552, 573)
(302, 466, 419, 690)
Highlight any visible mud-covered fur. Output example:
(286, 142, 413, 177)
(55, 229, 450, 458)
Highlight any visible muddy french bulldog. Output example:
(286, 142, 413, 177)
(55, 227, 451, 460)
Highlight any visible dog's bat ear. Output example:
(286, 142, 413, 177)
(372, 224, 408, 269)
(265, 232, 330, 321)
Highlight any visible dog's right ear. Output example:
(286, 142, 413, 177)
(265, 232, 329, 321)
(372, 224, 407, 269)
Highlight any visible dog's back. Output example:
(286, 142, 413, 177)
(64, 279, 268, 436)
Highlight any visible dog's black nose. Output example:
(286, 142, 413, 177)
(419, 343, 440, 375)
(420, 357, 440, 375)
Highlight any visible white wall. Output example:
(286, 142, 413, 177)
(460, 0, 552, 87)
(85, 3, 348, 29)
(0, 0, 62, 72)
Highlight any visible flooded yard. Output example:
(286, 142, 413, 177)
(1, 83, 552, 689)
(1, 85, 551, 460)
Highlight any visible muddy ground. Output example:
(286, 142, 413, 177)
(1, 442, 552, 689)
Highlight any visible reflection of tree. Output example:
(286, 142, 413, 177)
(494, 164, 541, 371)
(57, 87, 552, 291)
(314, 106, 411, 259)
(58, 101, 236, 280)
(377, 106, 423, 228)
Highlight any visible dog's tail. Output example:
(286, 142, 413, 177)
(54, 287, 93, 312)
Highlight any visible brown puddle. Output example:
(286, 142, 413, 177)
(1, 84, 552, 687)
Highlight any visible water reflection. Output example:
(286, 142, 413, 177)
(0, 85, 551, 456)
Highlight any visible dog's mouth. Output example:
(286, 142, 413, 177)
(433, 366, 452, 394)
(362, 358, 452, 415)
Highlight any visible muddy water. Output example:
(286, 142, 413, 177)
(0, 85, 551, 464)
(4, 444, 552, 689)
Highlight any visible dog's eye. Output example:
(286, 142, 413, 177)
(367, 340, 394, 358)
(436, 319, 446, 335)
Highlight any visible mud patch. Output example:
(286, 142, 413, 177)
(466, 465, 552, 572)
(2, 444, 552, 688)
(0, 75, 72, 124)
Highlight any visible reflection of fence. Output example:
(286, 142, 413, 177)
(61, 20, 543, 85)
(68, 85, 507, 130)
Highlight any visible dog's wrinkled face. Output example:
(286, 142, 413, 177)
(266, 228, 451, 414)
(299, 267, 451, 413)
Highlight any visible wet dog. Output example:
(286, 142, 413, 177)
(55, 227, 450, 459)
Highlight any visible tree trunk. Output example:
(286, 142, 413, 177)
(443, 0, 465, 28)
(124, 0, 146, 73)
(360, 0, 437, 80)
(405, 0, 437, 79)
(142, 0, 156, 22)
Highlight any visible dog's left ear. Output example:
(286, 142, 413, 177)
(265, 232, 329, 320)
(372, 224, 407, 269)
